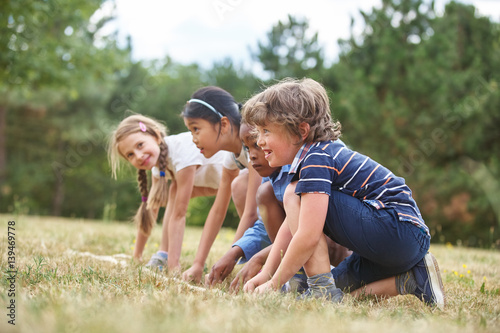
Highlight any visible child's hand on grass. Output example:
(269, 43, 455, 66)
(230, 256, 263, 293)
(182, 263, 203, 284)
(254, 280, 278, 294)
(206, 247, 242, 287)
(243, 271, 271, 293)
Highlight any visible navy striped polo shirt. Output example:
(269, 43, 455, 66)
(290, 140, 429, 236)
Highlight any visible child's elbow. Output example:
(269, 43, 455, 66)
(298, 228, 324, 246)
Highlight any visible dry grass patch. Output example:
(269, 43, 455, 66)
(1, 214, 499, 333)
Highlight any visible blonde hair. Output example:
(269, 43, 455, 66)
(108, 113, 171, 236)
(242, 78, 341, 143)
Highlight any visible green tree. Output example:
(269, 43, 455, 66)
(1, 0, 130, 216)
(252, 14, 325, 80)
(332, 0, 500, 246)
(204, 57, 261, 102)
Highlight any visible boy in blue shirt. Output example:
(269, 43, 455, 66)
(241, 78, 445, 309)
(205, 122, 285, 286)
(207, 121, 351, 290)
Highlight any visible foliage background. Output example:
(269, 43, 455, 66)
(1, 0, 499, 247)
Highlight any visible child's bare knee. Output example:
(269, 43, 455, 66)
(231, 170, 248, 201)
(256, 181, 275, 206)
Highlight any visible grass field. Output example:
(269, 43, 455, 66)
(1, 214, 499, 333)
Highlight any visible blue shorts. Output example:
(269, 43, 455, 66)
(324, 191, 430, 291)
(232, 219, 271, 264)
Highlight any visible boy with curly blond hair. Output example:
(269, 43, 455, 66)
(241, 78, 445, 308)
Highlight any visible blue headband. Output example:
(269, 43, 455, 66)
(188, 99, 224, 118)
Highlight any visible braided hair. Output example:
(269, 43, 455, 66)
(108, 113, 173, 236)
(135, 169, 155, 235)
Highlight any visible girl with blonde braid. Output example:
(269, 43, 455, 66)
(108, 113, 227, 274)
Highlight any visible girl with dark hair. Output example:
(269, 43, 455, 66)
(181, 86, 263, 283)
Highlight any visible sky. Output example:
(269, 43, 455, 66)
(96, 0, 500, 73)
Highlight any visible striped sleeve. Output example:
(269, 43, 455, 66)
(295, 151, 335, 195)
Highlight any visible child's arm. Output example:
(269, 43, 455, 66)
(230, 245, 272, 292)
(263, 193, 329, 292)
(205, 245, 244, 286)
(133, 231, 149, 260)
(166, 165, 197, 271)
(132, 179, 160, 260)
(182, 166, 239, 283)
(132, 216, 159, 259)
(232, 164, 262, 242)
(207, 217, 271, 285)
(243, 220, 293, 291)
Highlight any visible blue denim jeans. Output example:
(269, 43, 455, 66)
(324, 191, 430, 291)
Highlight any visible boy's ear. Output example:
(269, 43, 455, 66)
(298, 122, 310, 141)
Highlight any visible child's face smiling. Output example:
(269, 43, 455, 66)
(240, 123, 278, 178)
(183, 117, 220, 158)
(256, 123, 301, 167)
(118, 132, 161, 170)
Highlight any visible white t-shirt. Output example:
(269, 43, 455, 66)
(152, 132, 227, 189)
(223, 146, 249, 171)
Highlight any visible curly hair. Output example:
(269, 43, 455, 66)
(242, 78, 341, 144)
